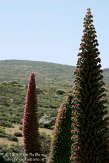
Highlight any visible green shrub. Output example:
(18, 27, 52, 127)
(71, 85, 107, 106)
(56, 89, 65, 95)
(19, 126, 22, 130)
(14, 132, 22, 137)
(7, 135, 18, 142)
(9, 144, 24, 153)
(0, 120, 12, 127)
(0, 129, 7, 138)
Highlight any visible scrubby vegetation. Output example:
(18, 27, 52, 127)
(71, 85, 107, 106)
(0, 62, 109, 162)
(0, 61, 109, 129)
(0, 128, 18, 142)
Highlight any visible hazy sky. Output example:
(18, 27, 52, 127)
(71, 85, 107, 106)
(0, 0, 109, 68)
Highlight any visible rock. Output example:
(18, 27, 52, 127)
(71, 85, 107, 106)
(39, 114, 56, 128)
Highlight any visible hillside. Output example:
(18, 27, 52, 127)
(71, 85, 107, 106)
(103, 68, 109, 86)
(0, 60, 109, 162)
(0, 60, 75, 86)
(0, 60, 109, 85)
(0, 60, 109, 127)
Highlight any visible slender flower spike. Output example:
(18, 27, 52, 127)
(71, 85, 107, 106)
(48, 96, 73, 163)
(71, 8, 109, 163)
(22, 73, 44, 163)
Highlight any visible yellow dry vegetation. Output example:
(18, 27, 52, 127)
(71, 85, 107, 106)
(0, 123, 53, 147)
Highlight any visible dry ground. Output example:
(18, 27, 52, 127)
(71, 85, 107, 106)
(0, 124, 53, 147)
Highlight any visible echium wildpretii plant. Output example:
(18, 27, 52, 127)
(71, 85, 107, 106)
(22, 73, 44, 163)
(48, 95, 73, 163)
(71, 8, 109, 163)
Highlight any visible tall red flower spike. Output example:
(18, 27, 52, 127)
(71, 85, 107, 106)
(22, 73, 44, 163)
(71, 8, 109, 163)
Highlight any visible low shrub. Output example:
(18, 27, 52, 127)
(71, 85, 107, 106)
(56, 89, 65, 95)
(0, 129, 7, 138)
(0, 120, 12, 127)
(14, 132, 22, 137)
(7, 135, 18, 142)
(19, 126, 22, 130)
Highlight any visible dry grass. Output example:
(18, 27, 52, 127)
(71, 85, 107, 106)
(0, 138, 17, 147)
(0, 123, 53, 147)
(39, 128, 53, 136)
(4, 124, 20, 135)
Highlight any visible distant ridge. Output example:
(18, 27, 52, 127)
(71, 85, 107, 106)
(0, 60, 109, 86)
